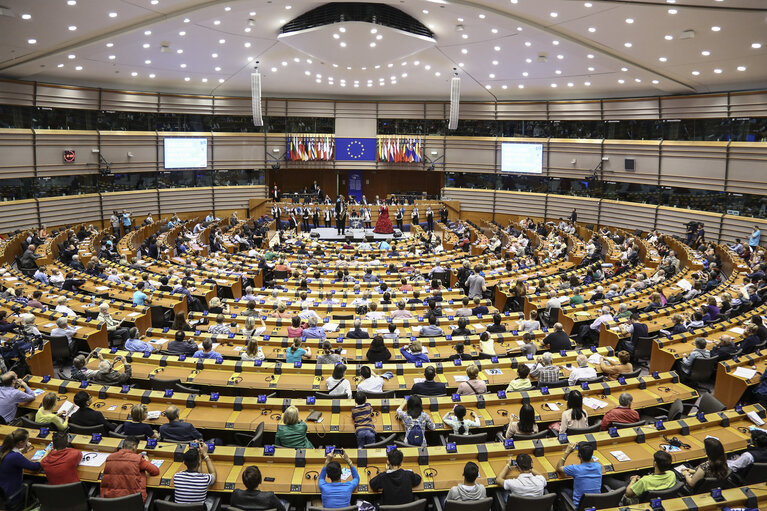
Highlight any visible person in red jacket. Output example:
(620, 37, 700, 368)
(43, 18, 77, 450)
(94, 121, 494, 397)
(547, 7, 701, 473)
(600, 393, 640, 430)
(100, 436, 159, 501)
(40, 432, 82, 485)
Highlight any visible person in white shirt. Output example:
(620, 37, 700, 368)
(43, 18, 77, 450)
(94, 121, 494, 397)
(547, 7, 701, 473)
(298, 303, 321, 323)
(51, 317, 78, 350)
(545, 290, 561, 311)
(49, 268, 65, 287)
(325, 364, 352, 398)
(356, 366, 385, 394)
(242, 287, 257, 302)
(365, 302, 385, 320)
(54, 296, 77, 317)
(350, 292, 370, 309)
(106, 269, 122, 285)
(568, 354, 598, 385)
(495, 453, 547, 499)
(589, 306, 614, 332)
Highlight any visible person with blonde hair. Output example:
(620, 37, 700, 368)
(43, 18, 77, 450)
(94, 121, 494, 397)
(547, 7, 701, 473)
(241, 337, 265, 361)
(123, 404, 158, 439)
(35, 392, 69, 431)
(275, 405, 313, 448)
(457, 364, 487, 395)
(272, 301, 291, 319)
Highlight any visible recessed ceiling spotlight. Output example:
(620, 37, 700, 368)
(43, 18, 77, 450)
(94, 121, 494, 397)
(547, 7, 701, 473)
(106, 42, 114, 47)
(213, 20, 221, 25)
(711, 26, 721, 31)
(211, 53, 218, 58)
(587, 54, 594, 59)
(555, 70, 562, 74)
(244, 27, 251, 32)
(584, 2, 592, 7)
(479, 13, 486, 19)
(458, 62, 464, 67)
(333, 33, 340, 39)
(249, 11, 255, 16)
(624, 42, 632, 47)
(339, 27, 346, 33)
(502, 85, 508, 89)
(271, 67, 277, 72)
(618, 79, 625, 84)
(285, 5, 292, 9)
(402, 61, 407, 66)
(588, 27, 596, 33)
(371, 28, 377, 34)
(388, 63, 393, 68)
(587, 66, 594, 71)
(485, 84, 492, 89)
(304, 70, 311, 76)
(150, 0, 158, 4)
(701, 50, 710, 56)
(556, 54, 564, 60)
(457, 17, 464, 22)
(66, 0, 76, 5)
(57, 63, 64, 68)
(150, 73, 156, 78)
(27, 38, 37, 44)
(376, 34, 382, 40)
(737, 66, 746, 71)
(584, 81, 591, 86)
(552, 40, 560, 45)
(202, 78, 208, 82)
(68, 54, 76, 59)
(306, 59, 312, 63)
(414, 61, 420, 66)
(144, 30, 151, 35)
(244, 42, 251, 48)
(626, 18, 634, 23)
(224, 6, 231, 11)
(714, 68, 722, 73)
(635, 78, 641, 82)
(108, 55, 116, 60)
(518, 84, 524, 89)
(664, 34, 673, 40)
(659, 57, 667, 62)
(218, 78, 224, 83)
(495, 46, 502, 51)
(462, 34, 468, 39)
(218, 39, 226, 44)
(435, 71, 441, 76)
(144, 59, 151, 64)
(668, 9, 677, 14)
(179, 31, 186, 36)
(492, 60, 499, 65)
(75, 65, 82, 70)
(425, 65, 431, 70)
(551, 83, 557, 87)
(652, 79, 659, 84)
(522, 71, 528, 76)
(184, 77, 190, 81)
(525, 58, 532, 63)
(180, 63, 186, 68)
(183, 18, 190, 23)
(143, 43, 150, 48)
(752, 43, 762, 49)
(402, 72, 408, 77)
(524, 41, 531, 47)
(550, 12, 558, 17)
(68, 25, 77, 31)
(621, 67, 628, 71)
(567, 82, 574, 87)
(131, 71, 138, 76)
(340, 41, 347, 47)
(489, 73, 495, 78)
(423, 9, 429, 14)
(108, 12, 117, 18)
(516, 26, 523, 31)
(461, 48, 468, 54)
(691, 70, 700, 75)
(176, 48, 183, 53)
(491, 28, 498, 34)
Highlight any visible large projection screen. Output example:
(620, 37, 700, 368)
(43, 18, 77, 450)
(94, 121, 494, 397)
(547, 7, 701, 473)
(501, 143, 543, 173)
(163, 138, 208, 169)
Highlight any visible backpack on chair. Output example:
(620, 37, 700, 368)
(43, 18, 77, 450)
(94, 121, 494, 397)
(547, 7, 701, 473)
(406, 419, 425, 446)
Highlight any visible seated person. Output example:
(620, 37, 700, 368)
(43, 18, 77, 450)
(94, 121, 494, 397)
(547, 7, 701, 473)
(123, 404, 159, 439)
(411, 365, 447, 396)
(166, 330, 198, 356)
(400, 340, 430, 363)
(486, 313, 506, 333)
(450, 343, 473, 361)
(555, 442, 602, 509)
(599, 350, 632, 380)
(69, 390, 117, 431)
(275, 405, 313, 449)
(679, 338, 711, 375)
(599, 392, 640, 430)
(318, 450, 359, 509)
(230, 466, 284, 511)
(506, 364, 533, 391)
(369, 449, 422, 506)
(35, 392, 69, 431)
(505, 403, 538, 438)
(123, 327, 154, 353)
(603, 451, 675, 504)
(419, 315, 444, 337)
(192, 338, 224, 363)
(446, 462, 487, 501)
(567, 354, 598, 385)
(495, 453, 547, 498)
(442, 404, 480, 436)
(159, 405, 202, 441)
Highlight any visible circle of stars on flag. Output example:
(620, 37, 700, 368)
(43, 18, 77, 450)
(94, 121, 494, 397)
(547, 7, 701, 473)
(346, 140, 366, 160)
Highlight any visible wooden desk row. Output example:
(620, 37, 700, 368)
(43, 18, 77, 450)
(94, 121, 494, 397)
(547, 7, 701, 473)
(4, 405, 761, 496)
(715, 351, 767, 408)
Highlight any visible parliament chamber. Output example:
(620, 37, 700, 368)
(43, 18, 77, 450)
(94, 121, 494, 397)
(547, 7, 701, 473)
(1, 1, 767, 511)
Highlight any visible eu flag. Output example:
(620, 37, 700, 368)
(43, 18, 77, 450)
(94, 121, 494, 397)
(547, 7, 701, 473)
(335, 138, 377, 161)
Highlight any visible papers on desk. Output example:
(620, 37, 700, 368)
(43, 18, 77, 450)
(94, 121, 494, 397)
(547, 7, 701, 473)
(574, 312, 591, 316)
(127, 312, 141, 317)
(610, 451, 631, 462)
(516, 341, 526, 347)
(233, 346, 243, 352)
(587, 354, 603, 365)
(676, 279, 692, 292)
(32, 389, 45, 396)
(151, 459, 164, 469)
(411, 326, 422, 334)
(413, 378, 426, 384)
(150, 339, 167, 345)
(108, 405, 117, 411)
(57, 400, 79, 418)
(748, 411, 766, 426)
(323, 323, 339, 332)
(729, 327, 746, 335)
(44, 323, 55, 328)
(31, 450, 47, 462)
(146, 411, 161, 420)
(545, 402, 560, 411)
(4, 277, 17, 281)
(733, 367, 758, 380)
(341, 467, 352, 481)
(79, 452, 110, 468)
(454, 375, 469, 382)
(582, 397, 608, 410)
(486, 369, 503, 375)
(94, 286, 109, 291)
(673, 465, 687, 474)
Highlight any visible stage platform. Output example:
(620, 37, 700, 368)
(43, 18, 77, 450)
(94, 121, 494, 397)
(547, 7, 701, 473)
(307, 227, 411, 242)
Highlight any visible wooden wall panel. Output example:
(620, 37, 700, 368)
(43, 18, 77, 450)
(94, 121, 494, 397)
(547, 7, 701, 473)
(602, 98, 659, 120)
(656, 207, 720, 240)
(159, 95, 213, 115)
(661, 94, 728, 119)
(101, 90, 158, 113)
(100, 131, 157, 173)
(159, 187, 213, 214)
(602, 140, 659, 185)
(494, 191, 547, 219)
(0, 79, 35, 106)
(102, 190, 158, 218)
(34, 130, 100, 177)
(378, 102, 426, 119)
(425, 103, 446, 120)
(547, 139, 602, 180)
(442, 188, 494, 214)
(0, 199, 38, 233)
(599, 200, 657, 232)
(496, 102, 548, 120)
(660, 142, 726, 190)
(547, 195, 600, 225)
(548, 101, 602, 121)
(730, 92, 767, 118)
(214, 186, 268, 211)
(213, 96, 251, 116)
(286, 100, 335, 118)
(445, 138, 496, 173)
(265, 99, 287, 117)
(36, 84, 100, 110)
(721, 215, 767, 245)
(726, 143, 767, 194)
(212, 133, 265, 170)
(335, 101, 376, 119)
(38, 194, 101, 228)
(0, 129, 35, 178)
(459, 102, 496, 120)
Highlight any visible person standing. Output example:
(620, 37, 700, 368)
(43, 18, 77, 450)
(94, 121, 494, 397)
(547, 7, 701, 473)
(313, 206, 320, 229)
(411, 207, 419, 230)
(570, 209, 578, 224)
(750, 225, 761, 254)
(363, 206, 372, 229)
(426, 207, 434, 232)
(121, 210, 132, 236)
(302, 207, 311, 232)
(324, 207, 332, 228)
(396, 207, 404, 231)
(335, 197, 347, 235)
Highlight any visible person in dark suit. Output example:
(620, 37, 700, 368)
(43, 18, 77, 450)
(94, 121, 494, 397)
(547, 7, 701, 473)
(288, 214, 298, 231)
(272, 185, 280, 201)
(395, 208, 404, 231)
(617, 314, 648, 354)
(302, 207, 311, 232)
(313, 207, 320, 229)
(335, 197, 347, 235)
(410, 366, 447, 396)
(542, 323, 572, 352)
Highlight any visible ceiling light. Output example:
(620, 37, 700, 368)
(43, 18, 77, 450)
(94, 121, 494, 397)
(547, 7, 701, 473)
(701, 50, 710, 56)
(714, 68, 722, 73)
(587, 54, 594, 59)
(57, 63, 64, 68)
(435, 72, 441, 76)
(271, 67, 277, 72)
(150, 0, 158, 4)
(485, 85, 491, 89)
(517, 26, 523, 31)
(106, 42, 114, 47)
(584, 2, 592, 6)
(587, 66, 594, 71)
(376, 34, 382, 40)
(461, 48, 468, 54)
(304, 70, 310, 76)
(584, 81, 591, 86)
(68, 25, 77, 31)
(371, 28, 377, 34)
(664, 34, 673, 40)
(457, 17, 464, 22)
(27, 38, 37, 44)
(149, 73, 156, 78)
(402, 72, 408, 78)
(224, 6, 231, 11)
(402, 62, 407, 66)
(618, 79, 625, 84)
(495, 46, 502, 51)
(489, 73, 495, 78)
(388, 63, 393, 67)
(183, 18, 190, 23)
(67, 0, 76, 5)
(525, 58, 532, 63)
(340, 42, 347, 47)
(524, 42, 531, 47)
(244, 42, 251, 48)
(491, 28, 498, 34)
(334, 63, 339, 68)
(144, 30, 151, 35)
(550, 12, 558, 17)
(659, 57, 667, 62)
(143, 43, 150, 48)
(75, 65, 82, 70)
(281, 61, 287, 66)
(479, 13, 486, 19)
(68, 54, 76, 59)
(244, 27, 251, 32)
(179, 31, 186, 36)
(184, 77, 190, 81)
(518, 84, 524, 89)
(285, 5, 292, 9)
(414, 61, 420, 66)
(552, 40, 560, 45)
(492, 60, 499, 65)
(752, 43, 762, 49)
(144, 59, 151, 64)
(211, 53, 218, 58)
(213, 20, 220, 25)
(624, 42, 632, 47)
(635, 78, 641, 82)
(588, 27, 596, 33)
(621, 67, 628, 71)
(333, 33, 340, 39)
(218, 39, 226, 44)
(668, 9, 677, 14)
(422, 9, 429, 14)
(555, 70, 562, 75)
(458, 62, 464, 67)
(737, 66, 746, 71)
(567, 82, 574, 87)
(551, 83, 557, 88)
(108, 55, 116, 60)
(625, 18, 634, 23)
(502, 85, 508, 89)
(652, 79, 659, 84)
(249, 11, 255, 15)
(557, 54, 564, 60)
(462, 34, 468, 39)
(307, 59, 314, 64)
(180, 63, 186, 68)
(522, 71, 528, 76)
(131, 71, 138, 76)
(176, 48, 183, 53)
(108, 12, 117, 18)
(202, 78, 208, 82)
(711, 26, 721, 31)
(339, 27, 346, 33)
(691, 70, 700, 75)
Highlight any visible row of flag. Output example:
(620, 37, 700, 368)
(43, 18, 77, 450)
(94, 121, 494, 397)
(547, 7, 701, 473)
(286, 135, 334, 161)
(378, 137, 423, 163)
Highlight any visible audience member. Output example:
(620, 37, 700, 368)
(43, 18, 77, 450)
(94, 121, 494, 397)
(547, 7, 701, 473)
(39, 431, 82, 485)
(275, 405, 313, 448)
(319, 450, 359, 508)
(369, 449, 422, 505)
(100, 436, 159, 502)
(446, 462, 486, 501)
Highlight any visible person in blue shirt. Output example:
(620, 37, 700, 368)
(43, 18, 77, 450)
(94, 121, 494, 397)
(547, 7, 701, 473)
(33, 267, 48, 285)
(400, 340, 430, 363)
(556, 441, 603, 509)
(285, 338, 312, 363)
(132, 281, 152, 306)
(192, 338, 223, 363)
(121, 210, 132, 234)
(124, 327, 154, 353)
(750, 226, 761, 252)
(318, 449, 359, 509)
(0, 428, 42, 511)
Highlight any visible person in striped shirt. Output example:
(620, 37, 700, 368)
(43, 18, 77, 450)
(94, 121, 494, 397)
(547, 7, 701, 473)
(172, 443, 218, 509)
(529, 352, 562, 385)
(352, 392, 376, 448)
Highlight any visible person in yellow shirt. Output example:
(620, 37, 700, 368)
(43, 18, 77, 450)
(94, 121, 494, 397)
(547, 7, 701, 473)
(35, 392, 69, 431)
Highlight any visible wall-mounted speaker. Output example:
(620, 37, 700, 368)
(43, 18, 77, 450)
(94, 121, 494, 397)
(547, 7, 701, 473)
(448, 76, 461, 130)
(251, 72, 263, 127)
(625, 158, 635, 171)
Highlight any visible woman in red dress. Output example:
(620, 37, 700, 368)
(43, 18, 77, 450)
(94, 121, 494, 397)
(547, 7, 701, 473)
(374, 205, 394, 234)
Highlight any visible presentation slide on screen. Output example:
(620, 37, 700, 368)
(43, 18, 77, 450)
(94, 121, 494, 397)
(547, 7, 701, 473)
(163, 138, 208, 169)
(501, 143, 543, 173)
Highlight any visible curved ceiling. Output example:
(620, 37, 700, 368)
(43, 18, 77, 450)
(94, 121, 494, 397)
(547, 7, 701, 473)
(0, 0, 765, 101)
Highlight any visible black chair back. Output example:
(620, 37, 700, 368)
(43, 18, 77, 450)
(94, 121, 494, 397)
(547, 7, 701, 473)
(358, 390, 397, 399)
(155, 501, 207, 511)
(504, 493, 556, 511)
(577, 486, 625, 510)
(619, 368, 642, 379)
(33, 482, 89, 511)
(68, 423, 106, 435)
(697, 392, 726, 414)
(645, 481, 684, 501)
(149, 377, 182, 391)
(514, 429, 551, 440)
(744, 462, 767, 485)
(566, 423, 600, 434)
(447, 432, 487, 445)
(89, 493, 144, 511)
(633, 336, 654, 362)
(444, 497, 493, 511)
(612, 420, 646, 429)
(688, 357, 719, 384)
(50, 336, 71, 365)
(380, 498, 428, 511)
